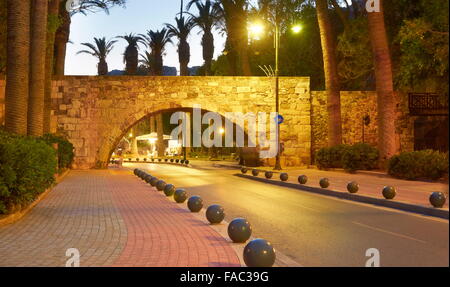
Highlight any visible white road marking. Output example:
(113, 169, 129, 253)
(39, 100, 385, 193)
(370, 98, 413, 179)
(352, 221, 427, 244)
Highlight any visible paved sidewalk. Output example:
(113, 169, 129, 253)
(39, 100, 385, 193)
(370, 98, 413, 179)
(193, 160, 449, 209)
(0, 169, 240, 267)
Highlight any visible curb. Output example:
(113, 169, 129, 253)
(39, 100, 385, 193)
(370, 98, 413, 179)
(235, 174, 449, 220)
(0, 169, 71, 227)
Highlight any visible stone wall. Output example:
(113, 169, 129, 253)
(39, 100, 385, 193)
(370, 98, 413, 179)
(311, 91, 415, 160)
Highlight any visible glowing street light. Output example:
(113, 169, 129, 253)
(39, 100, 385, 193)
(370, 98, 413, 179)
(291, 24, 302, 34)
(219, 127, 225, 135)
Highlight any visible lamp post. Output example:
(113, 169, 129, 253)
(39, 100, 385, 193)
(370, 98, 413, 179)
(249, 19, 302, 171)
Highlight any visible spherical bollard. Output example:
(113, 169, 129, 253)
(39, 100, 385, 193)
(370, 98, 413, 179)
(143, 174, 152, 182)
(133, 169, 139, 175)
(280, 173, 289, 182)
(429, 192, 447, 208)
(187, 196, 203, 212)
(382, 186, 396, 200)
(252, 169, 259, 176)
(206, 205, 225, 224)
(227, 218, 252, 243)
(156, 180, 167, 191)
(152, 158, 155, 162)
(241, 167, 248, 174)
(298, 175, 308, 185)
(319, 178, 330, 188)
(128, 158, 132, 161)
(145, 176, 154, 184)
(163, 184, 176, 197)
(174, 189, 188, 203)
(243, 239, 276, 267)
(136, 158, 140, 162)
(185, 160, 190, 165)
(150, 177, 159, 187)
(347, 181, 359, 193)
(181, 159, 185, 164)
(143, 158, 147, 162)
(176, 159, 180, 163)
(158, 158, 162, 162)
(265, 171, 273, 179)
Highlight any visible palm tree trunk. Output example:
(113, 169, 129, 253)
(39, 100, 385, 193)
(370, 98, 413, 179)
(316, 0, 342, 146)
(179, 40, 190, 76)
(43, 0, 59, 133)
(5, 0, 30, 135)
(28, 0, 48, 136)
(98, 59, 108, 76)
(367, 0, 397, 165)
(54, 6, 70, 75)
(202, 31, 214, 76)
(125, 46, 138, 75)
(156, 113, 165, 157)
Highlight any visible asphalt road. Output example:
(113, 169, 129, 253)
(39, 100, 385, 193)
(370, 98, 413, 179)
(129, 162, 449, 267)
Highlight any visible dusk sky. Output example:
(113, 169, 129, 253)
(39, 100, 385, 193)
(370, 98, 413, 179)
(66, 0, 236, 75)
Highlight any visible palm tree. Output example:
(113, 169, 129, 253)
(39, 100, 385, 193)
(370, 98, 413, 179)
(140, 29, 173, 76)
(166, 16, 195, 76)
(139, 51, 153, 75)
(44, 0, 60, 134)
(77, 37, 116, 75)
(316, 0, 342, 146)
(367, 0, 397, 165)
(5, 0, 30, 135)
(116, 33, 144, 75)
(28, 0, 48, 136)
(216, 0, 251, 76)
(187, 0, 221, 75)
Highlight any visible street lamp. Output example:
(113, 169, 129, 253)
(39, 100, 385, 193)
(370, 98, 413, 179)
(248, 21, 302, 170)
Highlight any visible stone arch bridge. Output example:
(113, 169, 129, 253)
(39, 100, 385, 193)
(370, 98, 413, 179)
(49, 76, 311, 169)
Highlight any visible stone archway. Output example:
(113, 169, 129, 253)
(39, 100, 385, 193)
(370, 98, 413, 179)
(50, 76, 311, 169)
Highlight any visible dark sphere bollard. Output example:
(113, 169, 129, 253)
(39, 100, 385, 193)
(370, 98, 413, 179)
(227, 218, 252, 243)
(187, 196, 203, 212)
(128, 158, 132, 161)
(206, 205, 225, 224)
(145, 176, 154, 184)
(181, 159, 185, 164)
(265, 171, 273, 179)
(150, 177, 159, 187)
(252, 169, 259, 176)
(185, 160, 190, 165)
(429, 192, 447, 208)
(347, 181, 359, 193)
(382, 186, 396, 199)
(243, 239, 276, 267)
(143, 174, 152, 182)
(176, 159, 180, 163)
(156, 180, 166, 191)
(241, 167, 248, 174)
(319, 178, 330, 188)
(143, 158, 147, 162)
(152, 158, 155, 162)
(158, 158, 162, 162)
(174, 189, 188, 203)
(298, 175, 308, 185)
(136, 158, 140, 162)
(133, 169, 138, 175)
(163, 184, 176, 197)
(280, 173, 289, 182)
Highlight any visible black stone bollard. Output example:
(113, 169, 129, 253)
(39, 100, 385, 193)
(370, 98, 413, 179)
(164, 184, 176, 197)
(241, 167, 248, 174)
(136, 158, 140, 162)
(150, 177, 159, 187)
(382, 186, 396, 199)
(143, 174, 152, 182)
(206, 205, 225, 224)
(156, 180, 167, 191)
(174, 189, 188, 203)
(133, 169, 139, 175)
(298, 175, 308, 185)
(252, 169, 259, 176)
(180, 159, 185, 164)
(145, 176, 154, 184)
(158, 158, 162, 162)
(176, 159, 180, 163)
(227, 218, 252, 243)
(265, 171, 273, 179)
(429, 192, 447, 208)
(152, 158, 155, 162)
(187, 196, 203, 213)
(347, 181, 359, 193)
(243, 239, 276, 267)
(185, 160, 190, 165)
(319, 178, 330, 188)
(280, 173, 289, 182)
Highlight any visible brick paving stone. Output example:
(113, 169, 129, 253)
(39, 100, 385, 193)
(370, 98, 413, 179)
(0, 169, 240, 267)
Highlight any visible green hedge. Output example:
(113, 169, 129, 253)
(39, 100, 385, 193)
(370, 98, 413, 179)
(315, 143, 379, 172)
(42, 133, 74, 172)
(0, 130, 57, 214)
(388, 150, 449, 180)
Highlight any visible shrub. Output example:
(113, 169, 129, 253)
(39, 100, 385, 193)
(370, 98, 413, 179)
(388, 150, 448, 180)
(342, 143, 379, 172)
(41, 134, 74, 172)
(0, 130, 57, 214)
(315, 144, 351, 169)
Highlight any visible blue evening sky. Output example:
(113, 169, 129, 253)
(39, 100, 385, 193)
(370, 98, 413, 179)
(66, 0, 234, 75)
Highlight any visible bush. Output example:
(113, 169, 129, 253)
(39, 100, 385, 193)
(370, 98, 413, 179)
(41, 134, 74, 172)
(0, 130, 57, 214)
(315, 144, 351, 169)
(388, 150, 448, 180)
(342, 143, 379, 172)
